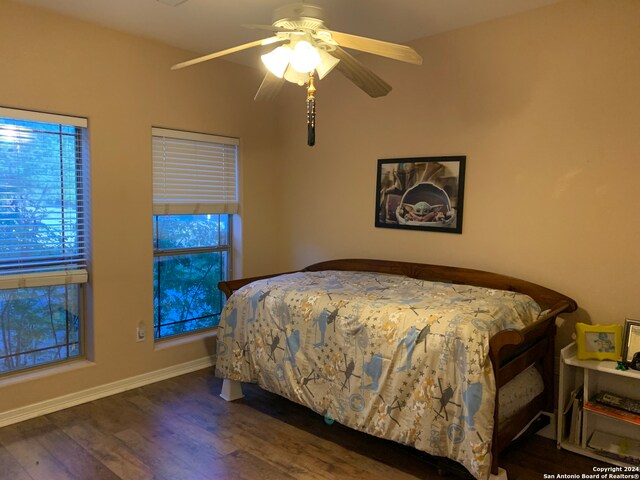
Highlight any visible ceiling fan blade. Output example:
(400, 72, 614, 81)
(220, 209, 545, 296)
(332, 47, 391, 98)
(254, 71, 286, 101)
(171, 36, 283, 70)
(327, 30, 422, 65)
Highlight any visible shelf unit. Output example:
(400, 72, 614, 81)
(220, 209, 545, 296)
(558, 342, 640, 465)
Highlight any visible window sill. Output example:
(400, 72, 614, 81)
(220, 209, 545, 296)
(0, 359, 96, 388)
(154, 328, 219, 351)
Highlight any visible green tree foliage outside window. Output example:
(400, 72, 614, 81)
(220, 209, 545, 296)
(0, 285, 80, 373)
(153, 214, 230, 339)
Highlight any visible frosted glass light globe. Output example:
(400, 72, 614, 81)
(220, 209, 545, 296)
(261, 45, 292, 78)
(289, 40, 321, 74)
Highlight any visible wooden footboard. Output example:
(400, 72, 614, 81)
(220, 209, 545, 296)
(218, 258, 577, 477)
(489, 308, 561, 474)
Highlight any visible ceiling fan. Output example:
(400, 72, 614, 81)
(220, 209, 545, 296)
(171, 3, 423, 146)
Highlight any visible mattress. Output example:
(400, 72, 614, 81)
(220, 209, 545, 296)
(498, 364, 544, 424)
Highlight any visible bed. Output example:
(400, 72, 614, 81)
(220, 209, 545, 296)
(215, 259, 577, 479)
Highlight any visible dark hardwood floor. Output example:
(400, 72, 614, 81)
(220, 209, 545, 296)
(0, 368, 607, 479)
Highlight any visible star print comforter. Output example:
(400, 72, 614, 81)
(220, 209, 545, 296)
(215, 271, 542, 479)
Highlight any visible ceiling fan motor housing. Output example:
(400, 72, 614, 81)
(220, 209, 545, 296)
(272, 3, 328, 31)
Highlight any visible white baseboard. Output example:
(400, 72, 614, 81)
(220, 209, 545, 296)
(0, 356, 215, 428)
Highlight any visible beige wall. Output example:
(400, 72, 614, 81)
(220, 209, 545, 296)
(2, 0, 639, 414)
(275, 0, 640, 348)
(0, 1, 284, 412)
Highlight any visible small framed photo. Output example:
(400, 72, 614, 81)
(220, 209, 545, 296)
(375, 156, 466, 234)
(621, 318, 640, 364)
(575, 323, 622, 361)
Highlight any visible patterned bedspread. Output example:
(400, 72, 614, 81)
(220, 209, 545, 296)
(215, 271, 541, 479)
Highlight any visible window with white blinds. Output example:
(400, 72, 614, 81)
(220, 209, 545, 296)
(0, 107, 89, 289)
(152, 128, 239, 215)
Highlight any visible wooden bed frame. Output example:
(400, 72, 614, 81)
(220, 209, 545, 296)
(217, 259, 578, 478)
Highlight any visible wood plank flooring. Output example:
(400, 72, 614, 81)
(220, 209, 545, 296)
(0, 368, 607, 479)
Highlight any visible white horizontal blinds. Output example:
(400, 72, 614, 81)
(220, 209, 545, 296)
(152, 128, 239, 215)
(0, 269, 88, 290)
(0, 107, 88, 288)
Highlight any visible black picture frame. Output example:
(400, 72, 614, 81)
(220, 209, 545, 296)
(621, 318, 640, 364)
(375, 156, 466, 233)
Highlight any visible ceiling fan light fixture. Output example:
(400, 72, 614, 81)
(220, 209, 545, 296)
(283, 65, 310, 86)
(171, 3, 423, 146)
(261, 45, 292, 78)
(289, 40, 321, 74)
(316, 50, 340, 80)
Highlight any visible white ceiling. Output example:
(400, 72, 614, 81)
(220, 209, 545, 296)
(12, 0, 561, 67)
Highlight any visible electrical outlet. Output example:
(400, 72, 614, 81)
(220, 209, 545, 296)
(136, 323, 146, 342)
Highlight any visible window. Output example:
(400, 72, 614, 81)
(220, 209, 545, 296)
(152, 128, 238, 340)
(0, 107, 89, 375)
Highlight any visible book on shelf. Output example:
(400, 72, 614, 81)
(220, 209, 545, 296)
(593, 391, 640, 415)
(584, 401, 640, 425)
(588, 430, 640, 465)
(562, 386, 578, 439)
(569, 387, 584, 444)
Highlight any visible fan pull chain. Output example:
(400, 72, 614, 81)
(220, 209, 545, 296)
(306, 74, 316, 146)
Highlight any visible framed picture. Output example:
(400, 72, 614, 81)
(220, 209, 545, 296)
(575, 323, 622, 361)
(621, 318, 640, 364)
(375, 156, 466, 233)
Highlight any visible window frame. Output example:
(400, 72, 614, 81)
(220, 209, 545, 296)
(152, 213, 232, 340)
(0, 107, 89, 375)
(151, 127, 238, 341)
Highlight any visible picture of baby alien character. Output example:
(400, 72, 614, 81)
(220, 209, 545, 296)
(400, 201, 446, 223)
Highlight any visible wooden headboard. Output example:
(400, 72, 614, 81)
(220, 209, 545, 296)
(302, 258, 577, 313)
(220, 258, 577, 313)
